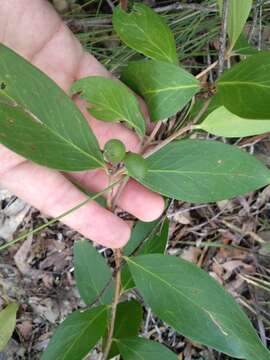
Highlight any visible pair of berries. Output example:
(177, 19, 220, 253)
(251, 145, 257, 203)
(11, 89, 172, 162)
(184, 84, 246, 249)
(103, 139, 148, 179)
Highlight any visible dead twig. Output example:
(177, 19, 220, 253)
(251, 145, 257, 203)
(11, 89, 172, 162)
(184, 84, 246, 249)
(218, 0, 229, 75)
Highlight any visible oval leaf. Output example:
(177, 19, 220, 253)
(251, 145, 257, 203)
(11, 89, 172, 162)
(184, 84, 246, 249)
(217, 0, 252, 48)
(103, 300, 143, 358)
(113, 4, 178, 65)
(71, 76, 145, 137)
(121, 60, 199, 122)
(0, 44, 104, 171)
(74, 239, 115, 306)
(118, 338, 178, 360)
(217, 52, 270, 119)
(127, 140, 270, 203)
(127, 254, 270, 360)
(41, 305, 107, 360)
(197, 106, 270, 138)
(0, 303, 18, 351)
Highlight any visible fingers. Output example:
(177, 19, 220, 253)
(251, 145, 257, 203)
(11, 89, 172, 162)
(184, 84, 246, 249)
(0, 161, 131, 248)
(69, 169, 165, 222)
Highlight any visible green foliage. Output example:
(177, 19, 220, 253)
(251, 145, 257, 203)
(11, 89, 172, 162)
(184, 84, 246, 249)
(124, 152, 149, 180)
(104, 139, 126, 164)
(121, 60, 199, 121)
(233, 34, 258, 56)
(113, 4, 178, 65)
(217, 52, 270, 119)
(128, 140, 270, 203)
(127, 254, 270, 360)
(0, 44, 103, 171)
(197, 106, 270, 138)
(118, 338, 178, 360)
(104, 300, 143, 358)
(41, 306, 107, 360)
(217, 0, 253, 48)
(122, 219, 169, 293)
(74, 239, 115, 305)
(71, 76, 145, 137)
(123, 219, 161, 256)
(0, 303, 18, 351)
(2, 3, 270, 360)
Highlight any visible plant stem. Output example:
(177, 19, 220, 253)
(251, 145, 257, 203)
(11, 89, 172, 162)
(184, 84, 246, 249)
(141, 120, 163, 153)
(196, 60, 218, 80)
(0, 179, 122, 252)
(102, 248, 122, 360)
(120, 0, 128, 11)
(144, 125, 193, 158)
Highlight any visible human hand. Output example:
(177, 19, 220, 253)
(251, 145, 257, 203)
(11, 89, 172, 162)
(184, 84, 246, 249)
(0, 0, 164, 248)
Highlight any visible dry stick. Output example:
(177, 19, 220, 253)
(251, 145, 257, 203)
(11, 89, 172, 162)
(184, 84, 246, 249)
(218, 0, 229, 75)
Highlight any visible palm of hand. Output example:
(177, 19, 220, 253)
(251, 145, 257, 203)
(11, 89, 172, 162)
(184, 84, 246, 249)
(0, 0, 163, 248)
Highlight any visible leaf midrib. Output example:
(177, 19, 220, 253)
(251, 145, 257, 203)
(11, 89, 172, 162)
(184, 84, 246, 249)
(219, 80, 270, 90)
(1, 100, 104, 168)
(127, 257, 262, 358)
(143, 84, 198, 95)
(148, 169, 262, 179)
(59, 307, 106, 360)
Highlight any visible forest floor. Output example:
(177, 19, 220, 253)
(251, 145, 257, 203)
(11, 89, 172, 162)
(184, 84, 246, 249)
(0, 1, 270, 359)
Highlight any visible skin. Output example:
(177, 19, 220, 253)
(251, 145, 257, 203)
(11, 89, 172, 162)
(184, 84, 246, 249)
(0, 0, 164, 248)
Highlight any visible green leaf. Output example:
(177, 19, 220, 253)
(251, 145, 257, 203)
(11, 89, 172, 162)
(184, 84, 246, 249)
(122, 219, 169, 293)
(121, 60, 199, 122)
(233, 34, 258, 56)
(129, 140, 270, 203)
(113, 4, 178, 65)
(197, 106, 270, 138)
(118, 337, 178, 360)
(74, 239, 115, 305)
(139, 219, 169, 255)
(123, 219, 160, 256)
(0, 44, 104, 171)
(0, 303, 18, 351)
(127, 254, 270, 360)
(217, 52, 270, 119)
(41, 305, 107, 360)
(104, 300, 143, 359)
(217, 0, 252, 48)
(71, 76, 145, 137)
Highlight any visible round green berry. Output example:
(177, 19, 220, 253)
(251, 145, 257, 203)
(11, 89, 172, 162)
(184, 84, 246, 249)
(124, 152, 148, 179)
(103, 139, 126, 164)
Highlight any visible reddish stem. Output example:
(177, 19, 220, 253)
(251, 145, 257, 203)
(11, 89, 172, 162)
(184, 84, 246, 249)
(120, 0, 128, 11)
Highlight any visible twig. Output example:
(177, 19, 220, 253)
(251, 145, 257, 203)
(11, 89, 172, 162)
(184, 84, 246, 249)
(144, 125, 193, 158)
(196, 60, 218, 80)
(102, 248, 122, 360)
(221, 220, 266, 244)
(218, 0, 229, 75)
(143, 98, 211, 158)
(120, 0, 128, 11)
(141, 120, 163, 153)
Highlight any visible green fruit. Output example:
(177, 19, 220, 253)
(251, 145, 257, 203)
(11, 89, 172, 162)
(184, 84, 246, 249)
(124, 152, 148, 179)
(103, 139, 126, 164)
